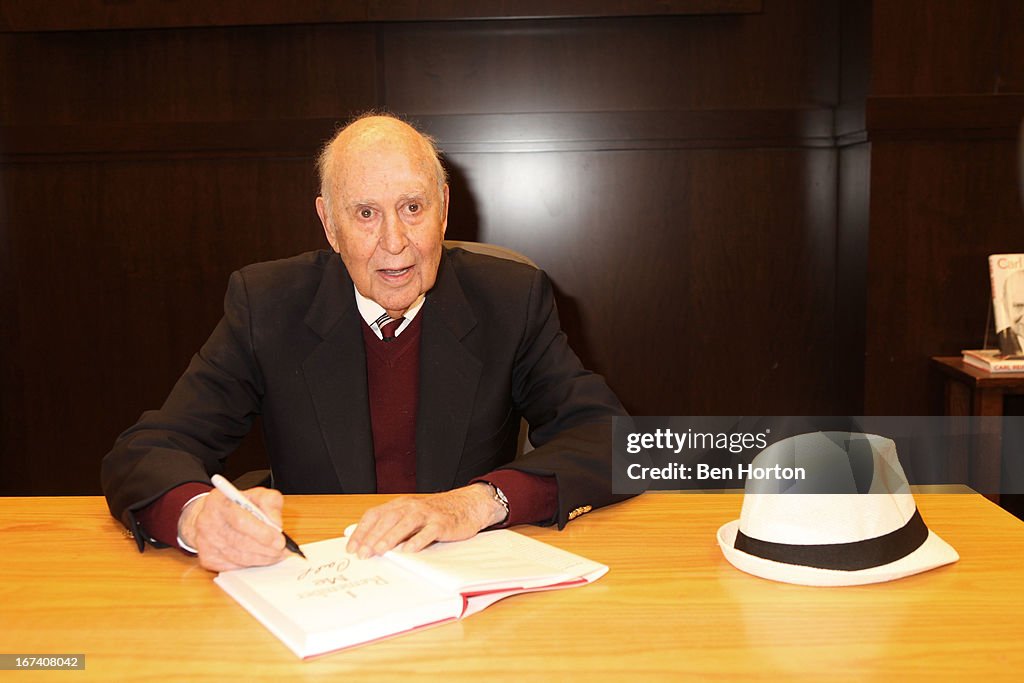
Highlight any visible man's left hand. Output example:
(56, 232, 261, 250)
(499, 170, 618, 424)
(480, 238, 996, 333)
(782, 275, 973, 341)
(346, 483, 506, 558)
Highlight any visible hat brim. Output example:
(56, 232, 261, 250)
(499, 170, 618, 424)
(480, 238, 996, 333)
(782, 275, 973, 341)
(717, 519, 959, 587)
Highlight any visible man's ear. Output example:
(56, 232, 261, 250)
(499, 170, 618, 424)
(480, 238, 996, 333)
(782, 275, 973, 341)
(316, 196, 340, 252)
(440, 184, 450, 236)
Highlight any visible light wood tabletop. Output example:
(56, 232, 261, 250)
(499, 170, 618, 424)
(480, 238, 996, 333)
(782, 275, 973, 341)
(1, 492, 1023, 681)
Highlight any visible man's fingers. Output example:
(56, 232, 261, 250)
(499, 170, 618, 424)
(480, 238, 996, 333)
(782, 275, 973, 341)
(367, 514, 426, 557)
(191, 488, 289, 571)
(244, 487, 285, 528)
(197, 539, 286, 572)
(346, 487, 498, 558)
(195, 514, 286, 566)
(402, 524, 442, 554)
(348, 498, 425, 558)
(200, 493, 281, 546)
(345, 505, 386, 553)
(219, 488, 283, 542)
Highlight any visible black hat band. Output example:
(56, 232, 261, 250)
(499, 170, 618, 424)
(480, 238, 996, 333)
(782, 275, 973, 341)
(734, 508, 929, 572)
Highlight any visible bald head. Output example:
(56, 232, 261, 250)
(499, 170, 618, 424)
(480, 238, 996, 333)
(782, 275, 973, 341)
(313, 113, 450, 318)
(317, 114, 447, 219)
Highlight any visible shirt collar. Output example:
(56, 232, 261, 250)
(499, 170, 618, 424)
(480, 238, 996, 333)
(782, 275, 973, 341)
(353, 286, 425, 340)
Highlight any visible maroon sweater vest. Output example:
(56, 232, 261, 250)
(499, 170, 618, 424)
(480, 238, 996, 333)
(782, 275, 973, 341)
(361, 315, 421, 493)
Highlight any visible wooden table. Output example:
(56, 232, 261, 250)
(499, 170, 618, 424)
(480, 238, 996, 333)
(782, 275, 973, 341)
(2, 493, 1023, 681)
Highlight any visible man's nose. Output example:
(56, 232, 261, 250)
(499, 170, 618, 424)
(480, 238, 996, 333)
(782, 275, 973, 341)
(378, 212, 409, 254)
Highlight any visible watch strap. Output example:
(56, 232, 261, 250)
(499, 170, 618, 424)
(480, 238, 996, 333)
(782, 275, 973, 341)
(478, 480, 510, 528)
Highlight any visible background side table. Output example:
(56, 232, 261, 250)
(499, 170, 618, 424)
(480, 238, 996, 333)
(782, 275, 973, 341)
(931, 356, 1024, 504)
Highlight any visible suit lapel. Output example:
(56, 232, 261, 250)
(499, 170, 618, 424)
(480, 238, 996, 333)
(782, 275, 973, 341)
(416, 251, 482, 492)
(302, 254, 377, 493)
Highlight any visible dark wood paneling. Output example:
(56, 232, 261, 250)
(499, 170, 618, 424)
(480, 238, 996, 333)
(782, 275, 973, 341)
(831, 0, 871, 412)
(835, 143, 870, 414)
(871, 0, 1024, 96)
(1, 109, 835, 160)
(446, 147, 837, 415)
(1, 158, 325, 495)
(0, 25, 379, 126)
(368, 0, 763, 21)
(0, 120, 339, 159)
(0, 1, 762, 32)
(419, 110, 836, 152)
(382, 9, 837, 115)
(866, 95, 1024, 141)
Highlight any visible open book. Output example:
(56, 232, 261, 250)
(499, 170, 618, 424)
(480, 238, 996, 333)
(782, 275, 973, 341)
(214, 529, 608, 659)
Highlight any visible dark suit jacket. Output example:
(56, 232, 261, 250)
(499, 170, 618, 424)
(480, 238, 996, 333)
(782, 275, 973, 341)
(102, 248, 628, 545)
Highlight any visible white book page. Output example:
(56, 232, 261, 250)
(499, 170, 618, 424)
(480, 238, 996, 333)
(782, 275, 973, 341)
(381, 529, 608, 594)
(215, 536, 463, 658)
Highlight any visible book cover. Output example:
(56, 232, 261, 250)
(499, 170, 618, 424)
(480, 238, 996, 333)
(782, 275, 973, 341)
(214, 530, 607, 659)
(988, 254, 1024, 357)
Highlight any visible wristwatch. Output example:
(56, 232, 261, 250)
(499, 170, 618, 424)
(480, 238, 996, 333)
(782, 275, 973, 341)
(479, 480, 510, 527)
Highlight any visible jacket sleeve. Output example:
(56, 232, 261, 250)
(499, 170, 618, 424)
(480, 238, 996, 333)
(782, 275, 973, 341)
(100, 271, 264, 545)
(501, 267, 634, 527)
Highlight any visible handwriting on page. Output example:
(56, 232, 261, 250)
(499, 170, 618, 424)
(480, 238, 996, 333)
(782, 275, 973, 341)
(295, 558, 389, 600)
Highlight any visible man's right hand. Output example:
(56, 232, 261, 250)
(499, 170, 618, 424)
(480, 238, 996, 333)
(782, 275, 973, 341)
(177, 487, 289, 572)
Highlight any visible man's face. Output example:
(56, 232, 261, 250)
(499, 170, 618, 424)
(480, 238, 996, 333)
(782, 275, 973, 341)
(1007, 273, 1024, 337)
(316, 127, 448, 318)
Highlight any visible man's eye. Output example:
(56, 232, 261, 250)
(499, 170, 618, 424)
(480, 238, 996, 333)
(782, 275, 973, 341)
(407, 203, 420, 213)
(359, 208, 373, 219)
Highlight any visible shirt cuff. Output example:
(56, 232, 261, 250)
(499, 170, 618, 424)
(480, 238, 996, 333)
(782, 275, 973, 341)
(134, 482, 213, 551)
(473, 470, 558, 527)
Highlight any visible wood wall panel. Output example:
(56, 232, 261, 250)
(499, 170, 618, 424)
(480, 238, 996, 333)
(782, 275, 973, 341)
(835, 143, 870, 414)
(0, 0, 763, 32)
(366, 0, 764, 22)
(382, 9, 837, 115)
(1, 108, 835, 159)
(866, 95, 1024, 141)
(0, 25, 379, 126)
(1, 158, 326, 494)
(445, 147, 837, 415)
(870, 0, 1024, 96)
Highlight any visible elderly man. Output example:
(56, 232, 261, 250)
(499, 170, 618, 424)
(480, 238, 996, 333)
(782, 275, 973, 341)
(102, 114, 627, 571)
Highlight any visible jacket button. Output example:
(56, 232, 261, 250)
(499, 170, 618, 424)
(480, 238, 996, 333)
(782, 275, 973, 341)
(568, 505, 592, 520)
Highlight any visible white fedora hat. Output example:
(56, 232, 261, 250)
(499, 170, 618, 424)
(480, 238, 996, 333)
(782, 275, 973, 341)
(717, 432, 959, 586)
